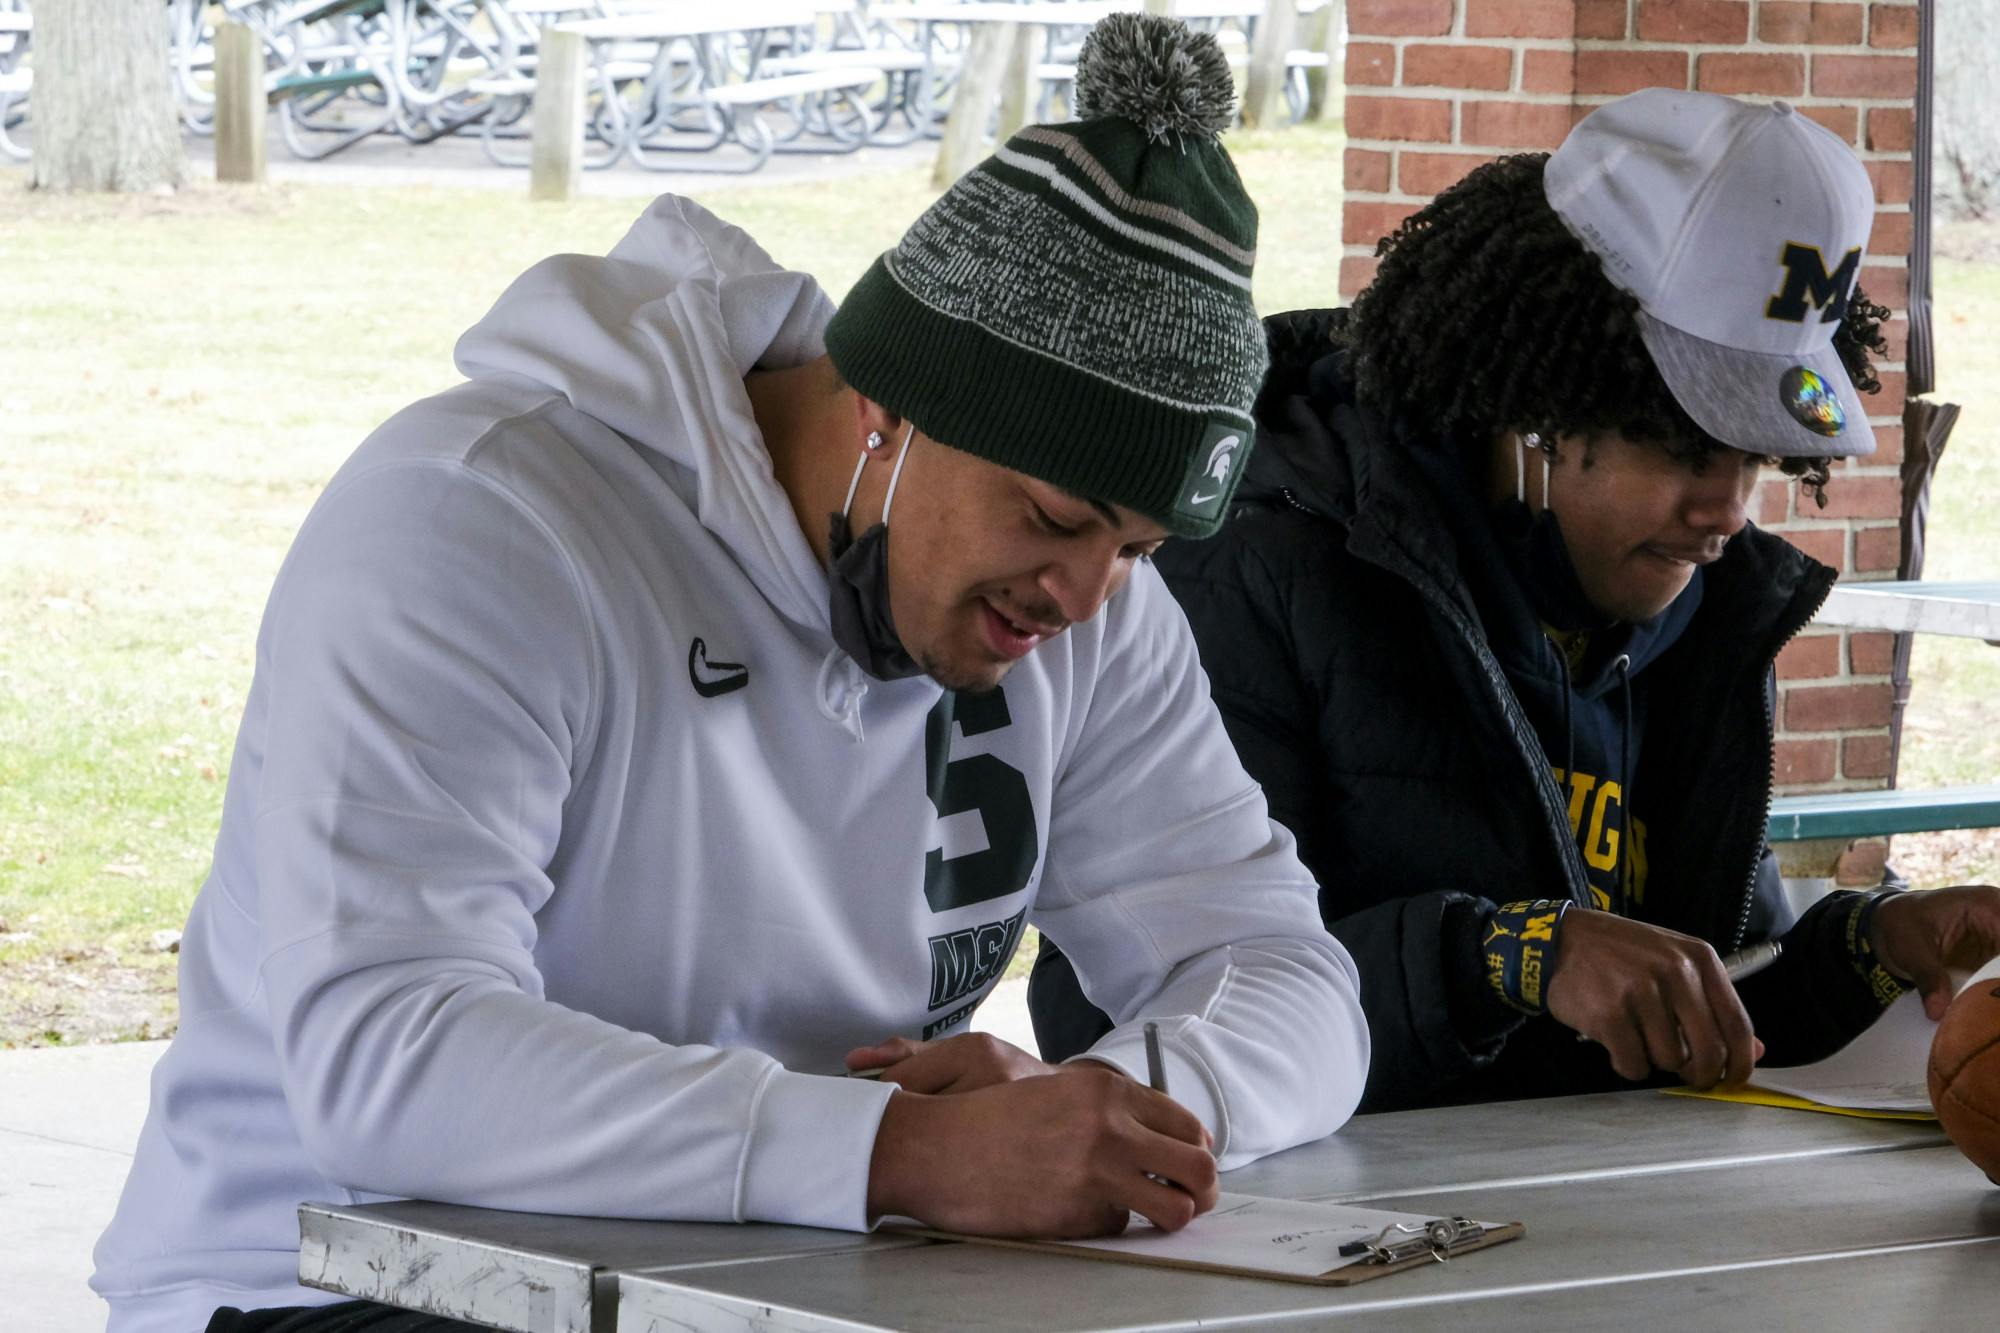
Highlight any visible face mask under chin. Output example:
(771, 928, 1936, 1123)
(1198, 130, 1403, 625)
(825, 424, 926, 681)
(826, 509, 925, 681)
(1494, 498, 1617, 633)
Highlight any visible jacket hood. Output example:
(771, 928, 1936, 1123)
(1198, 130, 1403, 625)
(454, 193, 834, 629)
(1240, 308, 1487, 625)
(1237, 308, 1354, 517)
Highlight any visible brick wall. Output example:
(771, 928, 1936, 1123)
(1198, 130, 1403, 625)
(1343, 1, 1920, 875)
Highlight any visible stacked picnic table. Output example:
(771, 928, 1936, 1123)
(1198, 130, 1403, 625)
(0, 2, 27, 162)
(0, 0, 1345, 175)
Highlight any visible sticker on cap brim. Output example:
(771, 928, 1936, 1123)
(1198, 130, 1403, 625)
(1778, 365, 1845, 437)
(1175, 421, 1246, 521)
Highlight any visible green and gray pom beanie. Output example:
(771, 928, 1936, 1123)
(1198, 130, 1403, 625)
(823, 12, 1265, 539)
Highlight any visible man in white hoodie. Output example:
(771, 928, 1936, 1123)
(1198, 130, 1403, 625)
(93, 17, 1369, 1331)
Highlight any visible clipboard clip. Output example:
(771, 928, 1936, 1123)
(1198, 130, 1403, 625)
(1338, 1216, 1487, 1265)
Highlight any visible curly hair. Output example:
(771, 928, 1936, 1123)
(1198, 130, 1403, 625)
(1341, 153, 1890, 504)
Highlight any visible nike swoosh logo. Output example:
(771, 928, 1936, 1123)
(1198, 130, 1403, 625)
(1189, 489, 1220, 505)
(688, 637, 749, 698)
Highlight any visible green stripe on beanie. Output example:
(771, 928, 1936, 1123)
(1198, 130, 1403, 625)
(823, 12, 1265, 539)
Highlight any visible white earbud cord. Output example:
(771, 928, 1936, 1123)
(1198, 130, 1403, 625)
(842, 422, 918, 521)
(1516, 432, 1550, 511)
(881, 422, 917, 522)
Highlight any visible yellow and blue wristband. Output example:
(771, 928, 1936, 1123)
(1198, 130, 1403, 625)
(1843, 888, 1913, 1008)
(1484, 899, 1571, 1016)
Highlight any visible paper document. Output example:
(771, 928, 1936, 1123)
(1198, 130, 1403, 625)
(1061, 1193, 1489, 1278)
(1749, 987, 1935, 1111)
(1681, 956, 2000, 1116)
(888, 1193, 1525, 1285)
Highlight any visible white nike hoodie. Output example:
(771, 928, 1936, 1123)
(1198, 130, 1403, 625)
(92, 195, 1369, 1332)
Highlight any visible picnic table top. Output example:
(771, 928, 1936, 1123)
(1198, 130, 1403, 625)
(298, 1090, 1971, 1331)
(1814, 579, 2000, 640)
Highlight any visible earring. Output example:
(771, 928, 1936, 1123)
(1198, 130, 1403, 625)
(864, 431, 885, 452)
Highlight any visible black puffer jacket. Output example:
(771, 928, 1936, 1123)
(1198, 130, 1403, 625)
(1031, 309, 1896, 1111)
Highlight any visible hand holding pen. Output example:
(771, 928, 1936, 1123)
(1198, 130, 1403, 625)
(1548, 911, 1765, 1088)
(861, 1021, 1217, 1237)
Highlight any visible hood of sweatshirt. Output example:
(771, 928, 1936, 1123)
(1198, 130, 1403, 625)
(455, 193, 835, 633)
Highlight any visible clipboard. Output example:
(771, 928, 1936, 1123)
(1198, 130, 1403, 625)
(888, 1194, 1525, 1287)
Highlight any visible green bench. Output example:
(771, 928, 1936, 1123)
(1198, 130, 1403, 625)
(268, 67, 381, 104)
(1766, 784, 2000, 842)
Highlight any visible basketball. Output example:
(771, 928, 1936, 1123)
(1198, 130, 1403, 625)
(1928, 980, 2000, 1184)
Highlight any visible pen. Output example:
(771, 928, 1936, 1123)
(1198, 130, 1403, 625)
(1141, 1020, 1188, 1191)
(1720, 939, 1782, 982)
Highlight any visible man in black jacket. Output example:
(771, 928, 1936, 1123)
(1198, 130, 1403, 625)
(1032, 89, 2000, 1112)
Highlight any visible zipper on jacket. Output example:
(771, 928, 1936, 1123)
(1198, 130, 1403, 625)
(1730, 570, 1838, 949)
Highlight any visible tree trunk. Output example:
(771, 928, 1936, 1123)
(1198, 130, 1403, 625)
(1935, 0, 2000, 220)
(31, 0, 186, 192)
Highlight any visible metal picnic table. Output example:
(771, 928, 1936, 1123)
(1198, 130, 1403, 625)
(297, 1088, 1999, 1330)
(0, 7, 29, 162)
(1813, 579, 2000, 643)
(1779, 577, 2000, 859)
(874, 1, 1274, 186)
(550, 2, 872, 171)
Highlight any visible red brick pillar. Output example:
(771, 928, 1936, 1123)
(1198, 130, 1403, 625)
(1342, 2, 1921, 882)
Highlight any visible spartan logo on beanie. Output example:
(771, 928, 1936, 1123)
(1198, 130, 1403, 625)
(1175, 422, 1247, 523)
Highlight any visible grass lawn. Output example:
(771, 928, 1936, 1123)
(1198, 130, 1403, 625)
(1, 124, 1995, 1046)
(0, 128, 1341, 1045)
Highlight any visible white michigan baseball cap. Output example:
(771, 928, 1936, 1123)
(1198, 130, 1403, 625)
(1545, 88, 1878, 458)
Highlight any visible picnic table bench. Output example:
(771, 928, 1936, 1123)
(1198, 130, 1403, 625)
(1768, 784, 2000, 843)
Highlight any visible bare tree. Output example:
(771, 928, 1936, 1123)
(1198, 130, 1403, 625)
(1936, 0, 2000, 219)
(31, 0, 186, 192)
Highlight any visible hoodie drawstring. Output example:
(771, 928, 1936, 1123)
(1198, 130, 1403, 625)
(814, 647, 869, 743)
(1553, 648, 1636, 912)
(1552, 649, 1576, 808)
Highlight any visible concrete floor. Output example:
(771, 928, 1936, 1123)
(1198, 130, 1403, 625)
(0, 1039, 165, 1332)
(0, 978, 1037, 1331)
